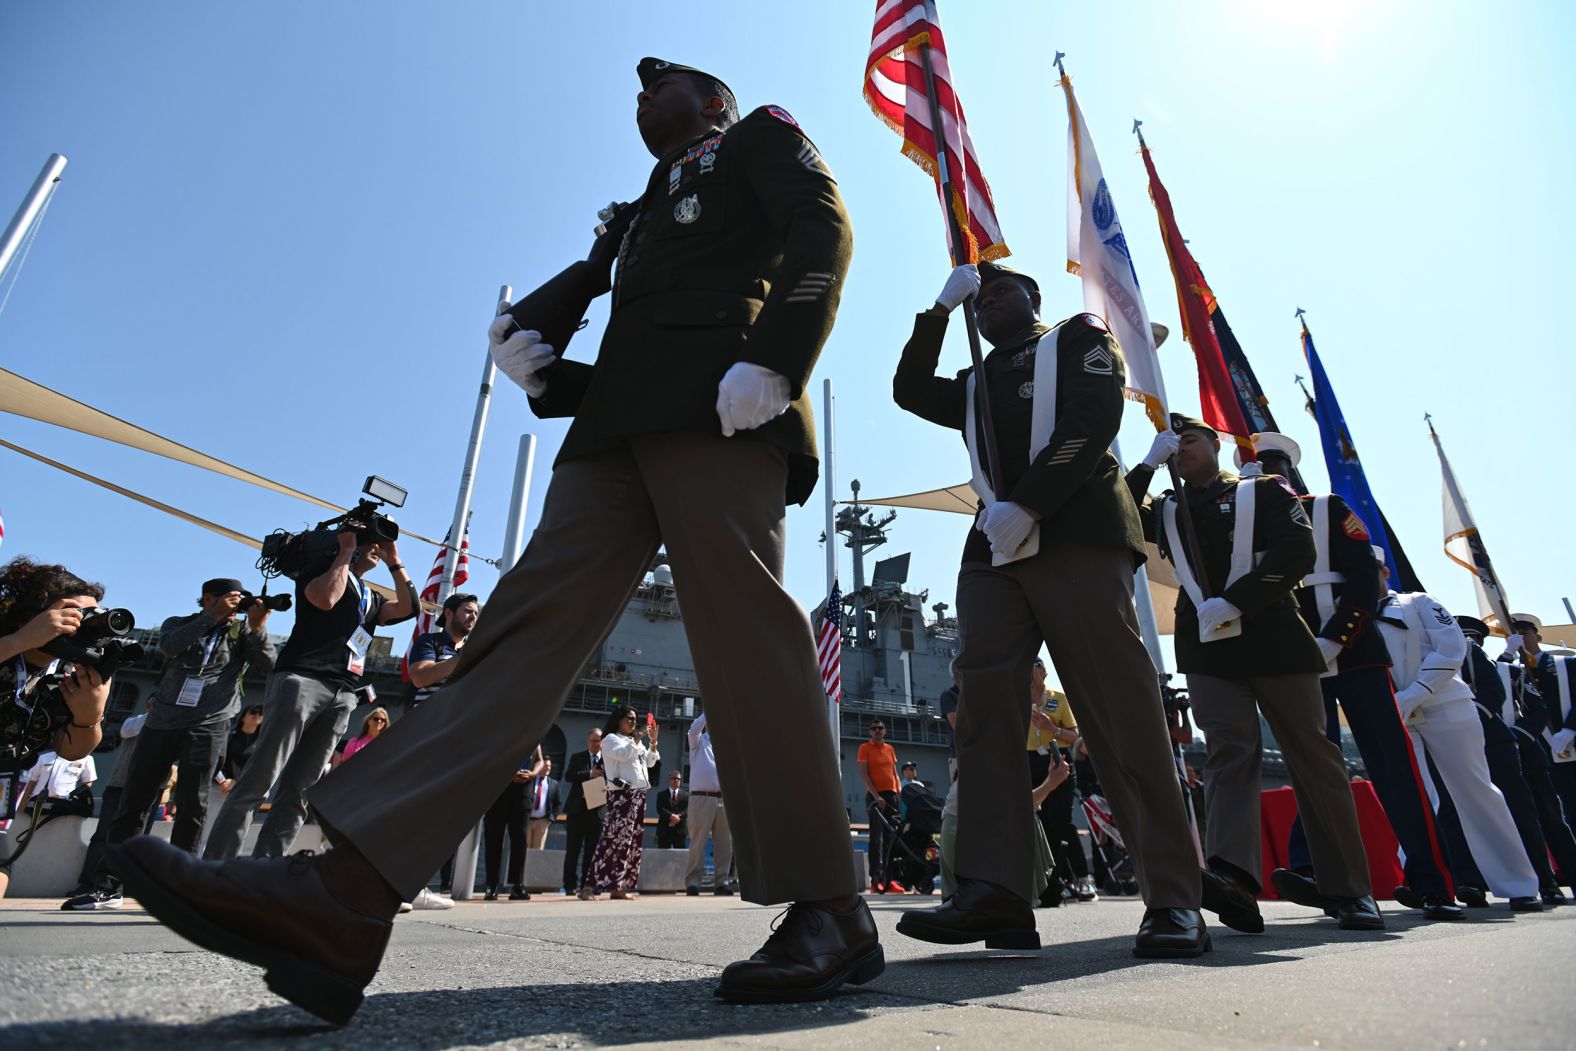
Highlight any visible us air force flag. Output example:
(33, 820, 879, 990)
(1059, 67, 1167, 428)
(1302, 322, 1407, 587)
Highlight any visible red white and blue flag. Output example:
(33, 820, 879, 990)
(864, 0, 1009, 264)
(400, 530, 469, 682)
(818, 581, 844, 705)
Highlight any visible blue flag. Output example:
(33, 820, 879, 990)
(1302, 324, 1411, 589)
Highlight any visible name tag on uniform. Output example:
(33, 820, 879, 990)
(347, 627, 372, 675)
(176, 676, 206, 708)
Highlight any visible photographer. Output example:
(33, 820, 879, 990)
(0, 557, 113, 765)
(66, 578, 277, 911)
(203, 528, 417, 861)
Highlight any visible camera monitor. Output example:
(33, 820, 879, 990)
(364, 475, 407, 508)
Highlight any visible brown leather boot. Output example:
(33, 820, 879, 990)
(109, 835, 399, 1024)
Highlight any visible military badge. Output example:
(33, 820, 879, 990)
(1083, 346, 1114, 375)
(1011, 350, 1031, 369)
(698, 152, 716, 174)
(766, 105, 800, 128)
(668, 166, 682, 194)
(1341, 511, 1370, 541)
(674, 194, 701, 224)
(1275, 477, 1300, 498)
(1432, 604, 1454, 626)
(1080, 313, 1108, 331)
(1018, 382, 1034, 399)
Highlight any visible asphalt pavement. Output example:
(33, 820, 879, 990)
(2, 892, 1572, 1049)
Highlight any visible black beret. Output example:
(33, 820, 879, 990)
(978, 260, 1039, 294)
(637, 57, 735, 101)
(1170, 413, 1218, 438)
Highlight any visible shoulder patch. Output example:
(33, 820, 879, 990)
(1274, 477, 1299, 499)
(1083, 345, 1114, 375)
(1341, 510, 1370, 541)
(765, 105, 800, 128)
(1432, 604, 1455, 626)
(1078, 312, 1108, 331)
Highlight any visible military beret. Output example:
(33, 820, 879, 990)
(637, 57, 735, 101)
(978, 260, 1040, 294)
(1170, 413, 1217, 439)
(1510, 613, 1543, 632)
(202, 577, 245, 596)
(1457, 615, 1490, 640)
(1235, 430, 1301, 469)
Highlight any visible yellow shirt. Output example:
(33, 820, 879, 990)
(1026, 690, 1077, 751)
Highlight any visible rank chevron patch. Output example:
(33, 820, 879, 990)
(1083, 346, 1114, 375)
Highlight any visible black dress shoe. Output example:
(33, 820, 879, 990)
(1509, 896, 1545, 912)
(714, 883, 735, 896)
(715, 900, 884, 1003)
(895, 878, 1040, 949)
(1539, 886, 1568, 907)
(483, 888, 499, 901)
(509, 886, 530, 901)
(686, 885, 700, 897)
(1421, 895, 1464, 920)
(1200, 868, 1264, 934)
(1334, 895, 1385, 930)
(108, 836, 395, 1025)
(1271, 868, 1337, 917)
(1391, 885, 1423, 910)
(1133, 907, 1211, 959)
(1455, 884, 1489, 908)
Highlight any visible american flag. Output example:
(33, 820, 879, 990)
(864, 0, 1009, 264)
(817, 581, 843, 704)
(399, 529, 469, 682)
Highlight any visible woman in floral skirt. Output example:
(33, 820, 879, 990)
(584, 704, 659, 900)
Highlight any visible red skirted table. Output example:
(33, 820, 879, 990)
(1257, 780, 1406, 899)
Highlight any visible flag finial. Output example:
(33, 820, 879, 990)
(1054, 51, 1067, 77)
(1132, 119, 1146, 146)
(1294, 306, 1307, 322)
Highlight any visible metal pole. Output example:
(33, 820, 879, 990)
(446, 284, 509, 901)
(0, 154, 66, 282)
(916, 43, 1004, 494)
(499, 434, 538, 573)
(438, 283, 509, 603)
(1113, 436, 1168, 675)
(822, 379, 839, 753)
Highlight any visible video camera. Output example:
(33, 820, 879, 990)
(1, 608, 144, 769)
(258, 476, 407, 582)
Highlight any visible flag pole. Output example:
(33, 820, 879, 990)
(822, 378, 840, 755)
(438, 284, 509, 604)
(1129, 118, 1215, 605)
(917, 42, 1003, 493)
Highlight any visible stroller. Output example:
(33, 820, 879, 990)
(1080, 794, 1141, 897)
(872, 780, 945, 894)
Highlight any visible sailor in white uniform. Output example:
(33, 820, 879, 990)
(1373, 554, 1542, 910)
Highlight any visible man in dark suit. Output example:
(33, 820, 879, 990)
(656, 770, 688, 849)
(527, 757, 561, 851)
(560, 733, 605, 891)
(113, 57, 873, 1020)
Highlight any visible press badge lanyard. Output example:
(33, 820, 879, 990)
(346, 575, 373, 675)
(176, 625, 227, 708)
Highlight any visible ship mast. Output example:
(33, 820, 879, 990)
(835, 479, 895, 648)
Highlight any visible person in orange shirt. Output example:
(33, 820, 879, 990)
(858, 722, 903, 893)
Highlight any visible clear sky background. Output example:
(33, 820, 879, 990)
(2, 1, 1573, 675)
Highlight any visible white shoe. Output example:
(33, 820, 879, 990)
(411, 888, 455, 910)
(397, 901, 414, 914)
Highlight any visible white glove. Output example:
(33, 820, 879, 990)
(981, 501, 1036, 557)
(934, 264, 981, 313)
(1394, 686, 1425, 723)
(1316, 637, 1343, 665)
(490, 325, 556, 397)
(1550, 728, 1576, 756)
(1142, 430, 1179, 469)
(1196, 597, 1242, 637)
(716, 362, 791, 437)
(1238, 461, 1264, 478)
(1503, 634, 1525, 656)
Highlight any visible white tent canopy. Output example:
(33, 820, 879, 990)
(848, 482, 1181, 635)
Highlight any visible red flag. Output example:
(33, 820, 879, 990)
(1139, 141, 1256, 458)
(864, 0, 1008, 264)
(399, 530, 469, 682)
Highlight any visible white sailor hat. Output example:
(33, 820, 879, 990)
(1509, 613, 1543, 632)
(1234, 431, 1301, 469)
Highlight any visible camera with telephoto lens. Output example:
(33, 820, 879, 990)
(1, 609, 145, 770)
(258, 476, 408, 582)
(237, 591, 293, 613)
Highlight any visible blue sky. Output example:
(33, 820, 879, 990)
(2, 1, 1573, 672)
